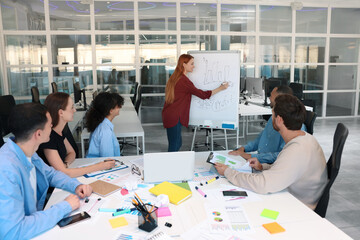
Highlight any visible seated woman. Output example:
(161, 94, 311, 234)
(85, 92, 124, 158)
(37, 92, 115, 178)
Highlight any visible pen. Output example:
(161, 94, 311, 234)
(195, 186, 207, 198)
(98, 208, 121, 212)
(104, 159, 122, 164)
(112, 209, 131, 217)
(200, 176, 220, 186)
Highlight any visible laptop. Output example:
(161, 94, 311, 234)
(143, 151, 195, 183)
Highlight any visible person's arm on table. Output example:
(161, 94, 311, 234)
(0, 170, 80, 239)
(216, 145, 308, 195)
(229, 130, 263, 157)
(44, 149, 115, 178)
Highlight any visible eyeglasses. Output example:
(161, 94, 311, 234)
(131, 164, 141, 176)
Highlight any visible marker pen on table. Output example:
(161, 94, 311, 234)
(112, 209, 131, 217)
(98, 208, 121, 213)
(195, 186, 207, 198)
(201, 176, 220, 186)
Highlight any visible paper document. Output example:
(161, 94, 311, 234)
(207, 152, 244, 169)
(205, 204, 252, 234)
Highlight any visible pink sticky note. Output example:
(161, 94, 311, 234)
(120, 188, 128, 196)
(156, 207, 172, 217)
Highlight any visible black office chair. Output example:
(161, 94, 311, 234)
(289, 83, 303, 100)
(134, 85, 142, 114)
(304, 110, 317, 135)
(131, 82, 139, 105)
(302, 99, 316, 113)
(51, 82, 58, 93)
(31, 87, 40, 103)
(0, 95, 16, 137)
(314, 123, 349, 218)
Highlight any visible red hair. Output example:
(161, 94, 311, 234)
(165, 54, 194, 104)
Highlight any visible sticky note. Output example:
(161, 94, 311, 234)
(156, 207, 172, 217)
(260, 208, 279, 220)
(262, 222, 285, 234)
(109, 217, 128, 228)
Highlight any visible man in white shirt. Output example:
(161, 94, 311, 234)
(215, 94, 327, 210)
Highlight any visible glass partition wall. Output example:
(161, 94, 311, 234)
(0, 0, 360, 123)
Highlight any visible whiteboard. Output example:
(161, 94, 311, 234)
(188, 51, 240, 129)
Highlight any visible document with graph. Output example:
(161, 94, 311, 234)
(206, 152, 245, 170)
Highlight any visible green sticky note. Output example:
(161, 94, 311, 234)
(261, 209, 279, 220)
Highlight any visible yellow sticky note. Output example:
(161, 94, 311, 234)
(262, 222, 285, 234)
(109, 217, 128, 229)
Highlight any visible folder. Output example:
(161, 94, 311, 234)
(149, 181, 192, 205)
(89, 180, 121, 197)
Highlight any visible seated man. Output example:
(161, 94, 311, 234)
(0, 103, 92, 239)
(215, 94, 327, 210)
(229, 85, 305, 164)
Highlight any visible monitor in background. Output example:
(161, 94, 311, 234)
(264, 78, 282, 106)
(73, 82, 87, 111)
(240, 77, 246, 93)
(245, 77, 263, 97)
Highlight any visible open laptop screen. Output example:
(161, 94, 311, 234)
(143, 151, 195, 183)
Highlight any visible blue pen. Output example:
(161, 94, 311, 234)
(98, 208, 120, 212)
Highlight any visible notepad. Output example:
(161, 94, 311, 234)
(149, 181, 192, 205)
(89, 180, 121, 197)
(109, 216, 128, 229)
(262, 222, 285, 234)
(156, 207, 172, 217)
(260, 208, 279, 220)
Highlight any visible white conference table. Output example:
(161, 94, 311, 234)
(34, 151, 351, 240)
(80, 97, 145, 157)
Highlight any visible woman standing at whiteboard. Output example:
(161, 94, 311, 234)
(162, 54, 229, 152)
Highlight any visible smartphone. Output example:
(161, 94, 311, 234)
(57, 212, 91, 228)
(222, 191, 248, 197)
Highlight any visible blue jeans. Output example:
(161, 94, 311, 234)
(166, 121, 182, 152)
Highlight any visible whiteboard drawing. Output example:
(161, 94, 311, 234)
(188, 51, 240, 129)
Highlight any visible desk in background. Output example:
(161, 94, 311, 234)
(80, 97, 145, 157)
(34, 151, 351, 240)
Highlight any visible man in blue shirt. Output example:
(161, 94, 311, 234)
(0, 103, 92, 240)
(229, 85, 305, 164)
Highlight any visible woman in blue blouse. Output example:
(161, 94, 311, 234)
(86, 92, 124, 158)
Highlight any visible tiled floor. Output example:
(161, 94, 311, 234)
(120, 117, 360, 239)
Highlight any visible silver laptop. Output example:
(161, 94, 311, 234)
(143, 151, 195, 183)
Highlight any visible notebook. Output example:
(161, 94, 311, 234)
(144, 151, 195, 183)
(149, 181, 192, 205)
(89, 180, 121, 197)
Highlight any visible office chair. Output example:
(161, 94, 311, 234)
(0, 95, 16, 136)
(134, 85, 143, 114)
(131, 82, 139, 105)
(314, 123, 349, 218)
(289, 83, 303, 100)
(31, 87, 40, 103)
(51, 82, 58, 93)
(304, 110, 317, 135)
(302, 99, 316, 113)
